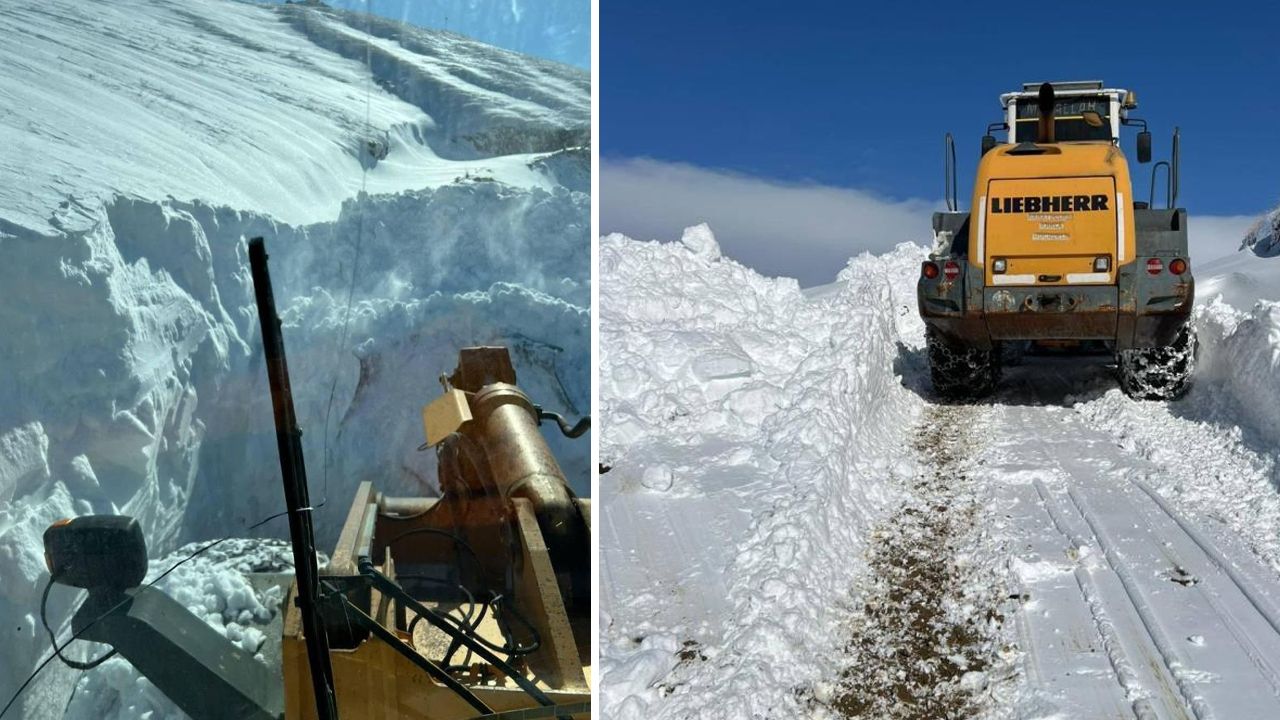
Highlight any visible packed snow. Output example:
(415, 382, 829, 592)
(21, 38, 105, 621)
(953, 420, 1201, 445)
(0, 0, 588, 717)
(600, 213, 1280, 718)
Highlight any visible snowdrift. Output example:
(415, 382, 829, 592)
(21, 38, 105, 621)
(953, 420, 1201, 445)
(599, 225, 925, 719)
(1195, 207, 1280, 449)
(0, 1, 589, 716)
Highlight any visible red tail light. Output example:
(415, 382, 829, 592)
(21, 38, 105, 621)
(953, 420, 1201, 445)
(943, 261, 960, 281)
(1169, 258, 1187, 275)
(1146, 258, 1164, 275)
(922, 261, 939, 279)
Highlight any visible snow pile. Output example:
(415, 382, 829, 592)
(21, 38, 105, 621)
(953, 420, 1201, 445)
(0, 0, 588, 715)
(599, 225, 925, 719)
(1192, 206, 1280, 449)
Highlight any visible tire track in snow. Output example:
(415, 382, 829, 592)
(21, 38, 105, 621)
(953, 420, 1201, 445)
(829, 404, 1008, 719)
(984, 369, 1280, 719)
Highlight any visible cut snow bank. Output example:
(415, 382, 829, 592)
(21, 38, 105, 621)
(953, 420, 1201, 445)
(0, 0, 589, 716)
(599, 224, 925, 719)
(1193, 207, 1280, 450)
(1, 188, 589, 718)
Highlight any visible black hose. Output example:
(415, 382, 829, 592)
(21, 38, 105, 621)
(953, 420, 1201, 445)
(535, 409, 590, 438)
(360, 562, 557, 711)
(39, 577, 117, 671)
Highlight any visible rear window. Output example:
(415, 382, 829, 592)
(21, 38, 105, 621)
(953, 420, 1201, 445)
(1015, 95, 1112, 142)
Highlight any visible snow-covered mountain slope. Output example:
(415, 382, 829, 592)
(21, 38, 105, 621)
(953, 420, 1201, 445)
(0, 0, 587, 233)
(0, 1, 589, 717)
(322, 0, 590, 69)
(599, 218, 1280, 719)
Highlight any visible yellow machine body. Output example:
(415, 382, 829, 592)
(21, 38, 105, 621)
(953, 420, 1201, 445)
(281, 487, 591, 720)
(973, 142, 1137, 287)
(282, 347, 591, 719)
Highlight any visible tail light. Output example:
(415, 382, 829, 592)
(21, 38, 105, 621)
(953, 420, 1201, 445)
(922, 261, 939, 279)
(1146, 258, 1164, 275)
(943, 261, 960, 281)
(1093, 256, 1111, 272)
(1169, 258, 1188, 275)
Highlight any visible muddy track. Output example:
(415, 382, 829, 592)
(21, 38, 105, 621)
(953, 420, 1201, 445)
(829, 405, 1008, 718)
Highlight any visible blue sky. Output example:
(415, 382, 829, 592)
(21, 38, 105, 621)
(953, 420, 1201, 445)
(602, 0, 1279, 283)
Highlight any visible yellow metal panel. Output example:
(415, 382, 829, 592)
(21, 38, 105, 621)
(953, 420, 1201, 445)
(984, 176, 1116, 286)
(970, 142, 1137, 277)
(422, 389, 472, 448)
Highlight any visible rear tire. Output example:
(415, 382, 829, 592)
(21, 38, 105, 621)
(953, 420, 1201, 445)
(1118, 321, 1197, 400)
(926, 327, 1001, 400)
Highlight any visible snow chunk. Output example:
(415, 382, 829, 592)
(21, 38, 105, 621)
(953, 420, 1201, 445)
(1010, 557, 1071, 584)
(680, 223, 721, 261)
(0, 422, 50, 504)
(641, 465, 675, 492)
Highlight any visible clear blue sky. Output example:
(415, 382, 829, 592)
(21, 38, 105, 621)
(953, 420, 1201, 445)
(603, 1, 1278, 219)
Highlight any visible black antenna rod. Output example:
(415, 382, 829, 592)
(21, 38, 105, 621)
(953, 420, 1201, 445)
(248, 237, 340, 720)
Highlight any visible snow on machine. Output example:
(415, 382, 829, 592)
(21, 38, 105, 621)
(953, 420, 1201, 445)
(918, 81, 1195, 399)
(38, 238, 591, 720)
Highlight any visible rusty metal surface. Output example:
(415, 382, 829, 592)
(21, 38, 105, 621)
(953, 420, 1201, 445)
(463, 381, 590, 619)
(281, 346, 592, 719)
(448, 347, 518, 392)
(920, 252, 1192, 349)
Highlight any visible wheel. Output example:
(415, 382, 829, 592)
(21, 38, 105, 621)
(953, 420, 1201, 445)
(926, 327, 1001, 400)
(1001, 340, 1027, 367)
(1117, 321, 1197, 400)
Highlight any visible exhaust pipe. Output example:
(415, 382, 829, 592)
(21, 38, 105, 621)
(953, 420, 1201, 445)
(1037, 82, 1056, 143)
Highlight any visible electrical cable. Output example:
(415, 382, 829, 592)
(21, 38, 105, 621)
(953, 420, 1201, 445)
(385, 520, 540, 658)
(39, 577, 116, 671)
(386, 527, 484, 571)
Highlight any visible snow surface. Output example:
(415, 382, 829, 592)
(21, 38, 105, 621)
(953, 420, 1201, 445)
(600, 215, 1280, 718)
(0, 1, 588, 717)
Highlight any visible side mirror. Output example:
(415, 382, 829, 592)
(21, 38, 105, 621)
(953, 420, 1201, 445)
(980, 134, 996, 156)
(1137, 131, 1152, 163)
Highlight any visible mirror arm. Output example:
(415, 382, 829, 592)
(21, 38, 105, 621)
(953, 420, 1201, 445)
(1122, 117, 1148, 132)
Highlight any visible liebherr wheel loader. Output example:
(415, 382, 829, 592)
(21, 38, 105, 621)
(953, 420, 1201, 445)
(918, 81, 1195, 400)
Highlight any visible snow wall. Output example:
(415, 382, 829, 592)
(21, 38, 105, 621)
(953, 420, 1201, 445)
(599, 225, 926, 718)
(0, 184, 590, 720)
(1196, 207, 1280, 449)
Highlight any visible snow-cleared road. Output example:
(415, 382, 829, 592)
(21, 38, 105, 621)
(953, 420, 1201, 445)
(976, 359, 1280, 719)
(600, 223, 1280, 719)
